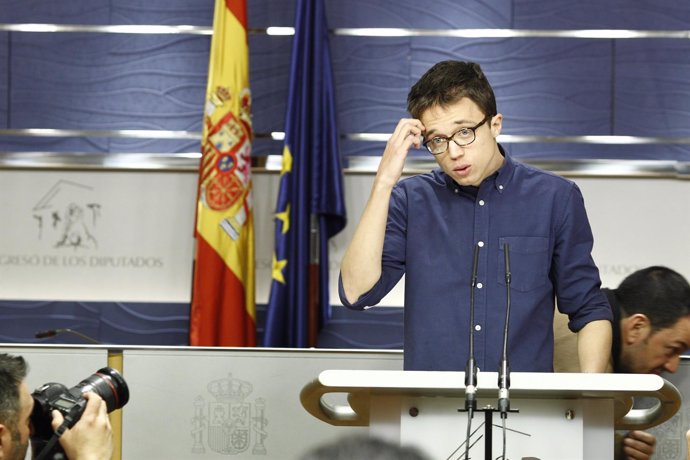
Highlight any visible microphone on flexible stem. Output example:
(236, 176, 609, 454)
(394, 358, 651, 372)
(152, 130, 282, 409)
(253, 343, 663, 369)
(34, 328, 101, 344)
(498, 242, 512, 418)
(454, 243, 483, 460)
(34, 330, 58, 339)
(461, 243, 481, 460)
(464, 243, 481, 414)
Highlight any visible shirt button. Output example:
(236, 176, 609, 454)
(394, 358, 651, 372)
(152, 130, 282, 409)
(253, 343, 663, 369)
(475, 324, 482, 331)
(454, 188, 459, 194)
(477, 241, 484, 247)
(477, 282, 483, 289)
(478, 200, 485, 206)
(498, 184, 504, 190)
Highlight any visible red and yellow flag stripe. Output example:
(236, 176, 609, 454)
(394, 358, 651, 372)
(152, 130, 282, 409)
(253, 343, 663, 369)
(190, 0, 255, 346)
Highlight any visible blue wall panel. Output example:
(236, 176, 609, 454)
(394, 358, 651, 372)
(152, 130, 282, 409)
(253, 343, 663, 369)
(0, 300, 102, 344)
(0, 300, 190, 345)
(331, 36, 411, 135)
(506, 143, 690, 161)
(0, 136, 110, 153)
(325, 0, 512, 28)
(108, 138, 201, 154)
(0, 32, 7, 128)
(0, 0, 110, 24)
(317, 307, 404, 349)
(616, 40, 690, 138)
(9, 33, 208, 153)
(98, 302, 190, 345)
(248, 0, 295, 27)
(253, 0, 513, 29)
(111, 0, 214, 26)
(514, 0, 690, 30)
(11, 34, 208, 131)
(0, 300, 403, 349)
(0, 0, 216, 25)
(249, 34, 291, 135)
(0, 300, 404, 349)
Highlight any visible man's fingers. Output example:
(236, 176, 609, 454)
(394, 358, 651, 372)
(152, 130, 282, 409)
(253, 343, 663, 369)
(391, 119, 424, 142)
(50, 409, 65, 430)
(622, 431, 656, 460)
(80, 392, 109, 424)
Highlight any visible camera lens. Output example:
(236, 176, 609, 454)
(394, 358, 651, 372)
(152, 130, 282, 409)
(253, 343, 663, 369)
(31, 367, 131, 459)
(31, 367, 130, 442)
(74, 367, 129, 412)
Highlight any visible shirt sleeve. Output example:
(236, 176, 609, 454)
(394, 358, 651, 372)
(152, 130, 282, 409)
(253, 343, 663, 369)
(338, 185, 407, 310)
(551, 182, 613, 331)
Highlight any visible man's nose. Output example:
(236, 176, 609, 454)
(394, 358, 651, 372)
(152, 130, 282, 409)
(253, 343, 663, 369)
(447, 141, 465, 159)
(664, 355, 681, 373)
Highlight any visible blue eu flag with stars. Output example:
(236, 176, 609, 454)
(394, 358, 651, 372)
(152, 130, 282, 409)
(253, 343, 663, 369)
(263, 0, 347, 347)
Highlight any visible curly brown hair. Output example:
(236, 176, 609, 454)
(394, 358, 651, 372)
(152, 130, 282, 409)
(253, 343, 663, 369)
(407, 60, 497, 120)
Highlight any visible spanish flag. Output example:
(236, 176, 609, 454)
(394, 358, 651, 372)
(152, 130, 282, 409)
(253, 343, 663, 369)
(189, 0, 255, 346)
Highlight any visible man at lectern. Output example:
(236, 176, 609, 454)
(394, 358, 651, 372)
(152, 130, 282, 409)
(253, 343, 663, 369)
(554, 265, 690, 459)
(0, 353, 113, 460)
(339, 60, 612, 373)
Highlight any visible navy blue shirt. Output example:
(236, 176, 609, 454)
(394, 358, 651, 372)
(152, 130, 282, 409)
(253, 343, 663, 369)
(339, 150, 612, 372)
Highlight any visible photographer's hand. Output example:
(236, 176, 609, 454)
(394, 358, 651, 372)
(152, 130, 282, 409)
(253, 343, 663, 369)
(51, 392, 113, 460)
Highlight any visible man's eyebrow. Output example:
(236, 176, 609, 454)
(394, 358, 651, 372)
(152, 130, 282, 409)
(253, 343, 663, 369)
(425, 120, 476, 137)
(669, 339, 689, 350)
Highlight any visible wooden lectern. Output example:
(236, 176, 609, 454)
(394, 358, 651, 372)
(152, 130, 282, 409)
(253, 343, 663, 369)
(301, 370, 680, 460)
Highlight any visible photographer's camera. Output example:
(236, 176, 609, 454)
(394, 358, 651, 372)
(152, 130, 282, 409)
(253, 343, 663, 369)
(31, 367, 129, 460)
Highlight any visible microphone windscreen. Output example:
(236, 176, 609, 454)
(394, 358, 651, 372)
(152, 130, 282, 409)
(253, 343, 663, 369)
(34, 330, 57, 339)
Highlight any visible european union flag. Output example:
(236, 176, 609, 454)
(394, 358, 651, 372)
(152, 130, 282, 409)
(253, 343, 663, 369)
(263, 0, 347, 347)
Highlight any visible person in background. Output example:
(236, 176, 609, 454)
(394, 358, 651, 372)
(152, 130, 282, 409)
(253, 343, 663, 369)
(339, 59, 612, 373)
(0, 353, 113, 460)
(554, 265, 690, 460)
(299, 435, 429, 460)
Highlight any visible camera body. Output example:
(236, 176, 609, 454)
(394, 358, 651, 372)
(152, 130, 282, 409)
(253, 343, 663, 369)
(31, 383, 89, 440)
(31, 367, 129, 459)
(40, 386, 88, 416)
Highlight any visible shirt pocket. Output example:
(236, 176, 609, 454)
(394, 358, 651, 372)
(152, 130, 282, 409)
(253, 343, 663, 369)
(497, 236, 550, 292)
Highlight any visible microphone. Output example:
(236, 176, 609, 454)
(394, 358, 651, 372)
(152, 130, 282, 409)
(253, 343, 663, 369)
(461, 242, 481, 460)
(464, 243, 481, 414)
(34, 328, 101, 344)
(34, 330, 58, 339)
(498, 242, 512, 418)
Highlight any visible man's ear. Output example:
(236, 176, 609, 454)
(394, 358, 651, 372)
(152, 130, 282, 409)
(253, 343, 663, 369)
(623, 313, 652, 344)
(0, 422, 8, 459)
(490, 113, 503, 138)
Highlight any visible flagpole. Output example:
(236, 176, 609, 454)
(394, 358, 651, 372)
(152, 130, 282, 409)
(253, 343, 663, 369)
(308, 213, 319, 347)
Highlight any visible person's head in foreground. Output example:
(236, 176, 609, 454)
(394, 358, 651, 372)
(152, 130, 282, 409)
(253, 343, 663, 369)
(300, 435, 429, 460)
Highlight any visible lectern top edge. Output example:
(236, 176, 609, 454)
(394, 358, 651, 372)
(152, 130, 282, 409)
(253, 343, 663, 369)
(318, 369, 664, 394)
(302, 369, 681, 431)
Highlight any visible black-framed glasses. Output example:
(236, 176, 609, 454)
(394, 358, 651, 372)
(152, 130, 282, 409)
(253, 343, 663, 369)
(423, 115, 492, 155)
